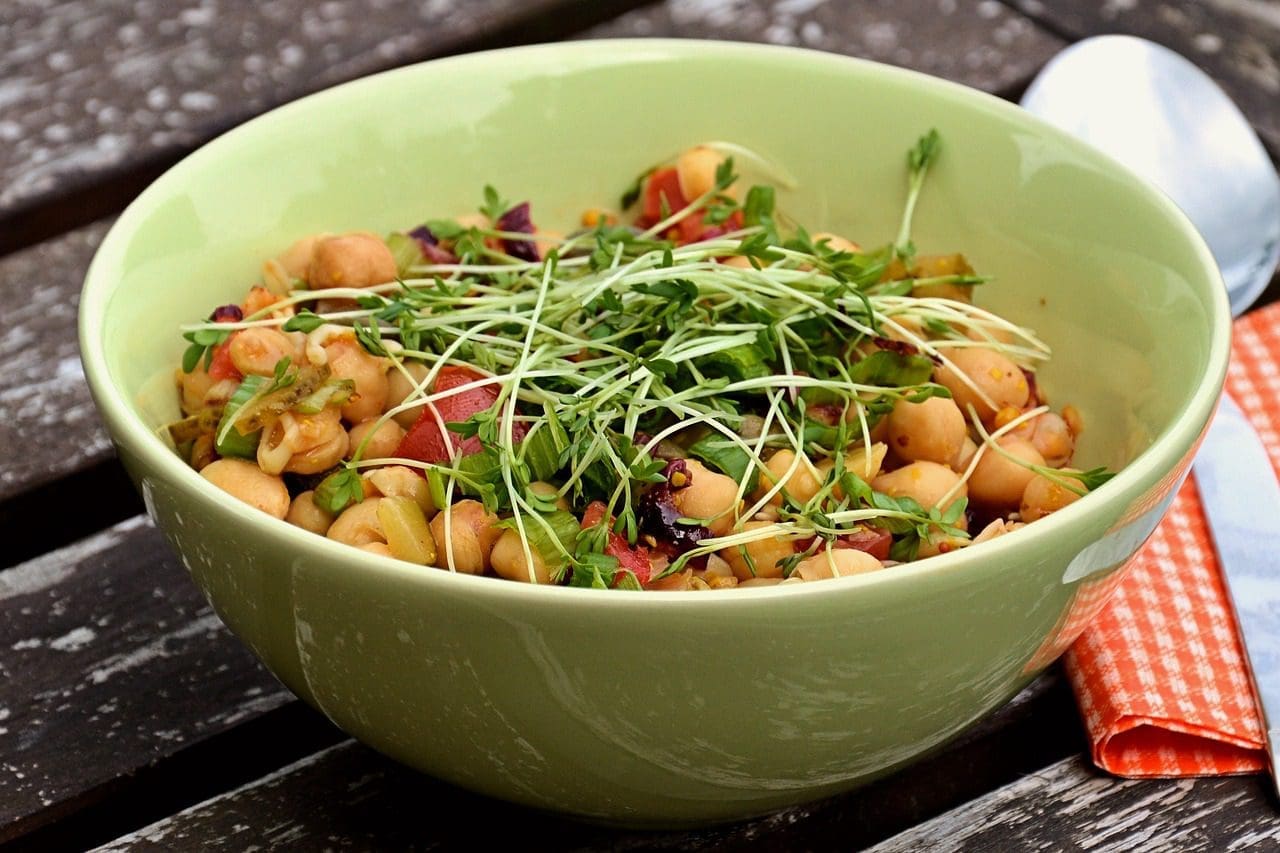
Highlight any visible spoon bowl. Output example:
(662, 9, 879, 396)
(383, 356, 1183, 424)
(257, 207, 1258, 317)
(1021, 34, 1280, 316)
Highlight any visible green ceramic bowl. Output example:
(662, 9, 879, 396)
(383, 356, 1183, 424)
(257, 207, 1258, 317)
(80, 40, 1229, 826)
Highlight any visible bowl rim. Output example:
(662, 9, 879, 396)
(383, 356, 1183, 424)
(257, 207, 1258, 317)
(78, 37, 1232, 607)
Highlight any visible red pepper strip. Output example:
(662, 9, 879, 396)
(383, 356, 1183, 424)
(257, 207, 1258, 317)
(206, 335, 242, 383)
(395, 365, 525, 464)
(581, 501, 653, 586)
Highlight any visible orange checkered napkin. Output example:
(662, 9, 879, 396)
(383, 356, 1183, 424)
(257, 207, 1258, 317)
(1064, 302, 1280, 778)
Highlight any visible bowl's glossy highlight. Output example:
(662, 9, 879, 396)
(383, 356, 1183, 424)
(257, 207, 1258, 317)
(80, 40, 1229, 825)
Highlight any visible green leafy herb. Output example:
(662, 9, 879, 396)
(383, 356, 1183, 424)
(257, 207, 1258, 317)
(619, 167, 654, 210)
(283, 310, 326, 333)
(181, 327, 231, 373)
(896, 128, 942, 256)
(315, 467, 365, 514)
(848, 350, 936, 387)
(481, 184, 510, 222)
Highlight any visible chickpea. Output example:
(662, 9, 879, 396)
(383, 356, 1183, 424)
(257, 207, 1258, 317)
(365, 465, 436, 517)
(348, 418, 405, 460)
(718, 522, 795, 580)
(325, 338, 390, 423)
(757, 449, 824, 507)
(1013, 411, 1075, 468)
(934, 347, 1029, 423)
(386, 361, 432, 429)
(286, 490, 336, 535)
(257, 408, 349, 476)
(795, 549, 882, 580)
(580, 208, 617, 228)
(672, 459, 742, 535)
(428, 500, 502, 574)
(229, 328, 300, 377)
(886, 396, 966, 465)
(177, 364, 215, 415)
(490, 528, 552, 584)
(872, 461, 967, 522)
(242, 285, 286, 318)
(968, 437, 1045, 508)
(361, 542, 394, 558)
(307, 233, 397, 290)
(811, 231, 861, 254)
(720, 255, 755, 269)
(201, 459, 290, 519)
(883, 315, 924, 344)
(277, 234, 325, 279)
(1020, 471, 1082, 522)
(676, 145, 728, 201)
(327, 498, 386, 547)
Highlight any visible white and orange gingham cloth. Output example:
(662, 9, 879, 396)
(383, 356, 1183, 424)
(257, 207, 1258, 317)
(1063, 301, 1280, 777)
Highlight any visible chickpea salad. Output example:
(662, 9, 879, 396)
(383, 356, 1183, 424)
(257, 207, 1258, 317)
(168, 132, 1114, 591)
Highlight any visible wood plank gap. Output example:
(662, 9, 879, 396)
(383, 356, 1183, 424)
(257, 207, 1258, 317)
(0, 458, 142, 572)
(89, 674, 1084, 851)
(3, 702, 342, 853)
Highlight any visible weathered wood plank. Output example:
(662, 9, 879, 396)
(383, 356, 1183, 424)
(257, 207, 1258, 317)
(0, 0, 653, 254)
(0, 219, 112, 502)
(90, 674, 1082, 850)
(1008, 0, 1280, 154)
(870, 754, 1280, 852)
(586, 0, 1066, 95)
(0, 516, 328, 842)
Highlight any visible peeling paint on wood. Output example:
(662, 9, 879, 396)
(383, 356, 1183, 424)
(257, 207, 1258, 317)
(0, 517, 291, 831)
(587, 0, 1066, 94)
(870, 755, 1280, 851)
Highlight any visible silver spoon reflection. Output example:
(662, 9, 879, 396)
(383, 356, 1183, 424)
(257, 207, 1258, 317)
(1022, 34, 1280, 317)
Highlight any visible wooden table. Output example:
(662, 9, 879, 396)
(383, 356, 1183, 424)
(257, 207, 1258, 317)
(3, 2, 1279, 849)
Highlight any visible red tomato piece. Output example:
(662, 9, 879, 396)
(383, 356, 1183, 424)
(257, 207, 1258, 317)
(581, 501, 653, 585)
(678, 208, 744, 245)
(395, 365, 524, 464)
(206, 336, 242, 383)
(641, 167, 688, 226)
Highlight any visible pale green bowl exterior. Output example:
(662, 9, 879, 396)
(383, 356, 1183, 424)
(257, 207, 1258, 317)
(79, 40, 1229, 825)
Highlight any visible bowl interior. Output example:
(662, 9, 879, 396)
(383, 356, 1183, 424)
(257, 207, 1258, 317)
(87, 41, 1222, 491)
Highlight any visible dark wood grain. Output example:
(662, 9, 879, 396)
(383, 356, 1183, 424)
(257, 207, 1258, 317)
(870, 755, 1280, 852)
(88, 675, 1082, 851)
(0, 0, 654, 255)
(0, 220, 112, 502)
(0, 516, 324, 842)
(1007, 0, 1280, 154)
(587, 0, 1066, 95)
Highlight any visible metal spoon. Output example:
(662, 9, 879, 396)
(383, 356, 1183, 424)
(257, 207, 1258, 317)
(1022, 34, 1280, 794)
(1022, 34, 1280, 315)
